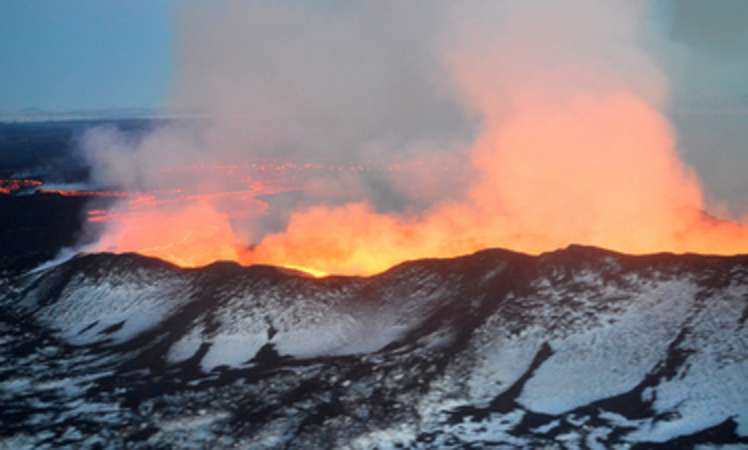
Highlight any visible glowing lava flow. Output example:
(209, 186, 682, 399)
(0, 179, 43, 194)
(279, 264, 329, 278)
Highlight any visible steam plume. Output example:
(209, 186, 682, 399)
(82, 0, 748, 275)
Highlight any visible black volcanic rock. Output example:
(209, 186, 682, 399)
(1, 247, 748, 449)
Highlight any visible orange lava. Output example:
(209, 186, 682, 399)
(0, 179, 43, 194)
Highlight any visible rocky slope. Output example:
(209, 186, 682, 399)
(1, 245, 747, 449)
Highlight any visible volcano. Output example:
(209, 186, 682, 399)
(1, 245, 747, 449)
(3, 1, 748, 447)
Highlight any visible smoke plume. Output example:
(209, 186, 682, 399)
(82, 0, 748, 275)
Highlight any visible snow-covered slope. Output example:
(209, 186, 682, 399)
(1, 245, 747, 449)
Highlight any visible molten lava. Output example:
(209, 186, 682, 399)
(0, 179, 43, 194)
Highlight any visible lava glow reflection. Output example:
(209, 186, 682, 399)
(85, 100, 748, 276)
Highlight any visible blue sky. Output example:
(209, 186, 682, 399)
(0, 0, 746, 212)
(0, 0, 176, 112)
(1, 1, 746, 114)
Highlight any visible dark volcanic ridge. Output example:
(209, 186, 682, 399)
(1, 245, 748, 449)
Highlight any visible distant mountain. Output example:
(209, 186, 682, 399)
(1, 246, 747, 449)
(0, 108, 167, 123)
(0, 108, 211, 124)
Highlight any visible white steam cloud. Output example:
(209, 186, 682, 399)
(80, 0, 748, 274)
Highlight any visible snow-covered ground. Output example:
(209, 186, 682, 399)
(1, 246, 747, 448)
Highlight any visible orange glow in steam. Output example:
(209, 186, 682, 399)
(85, 3, 748, 276)
(94, 201, 245, 268)
(89, 92, 748, 275)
